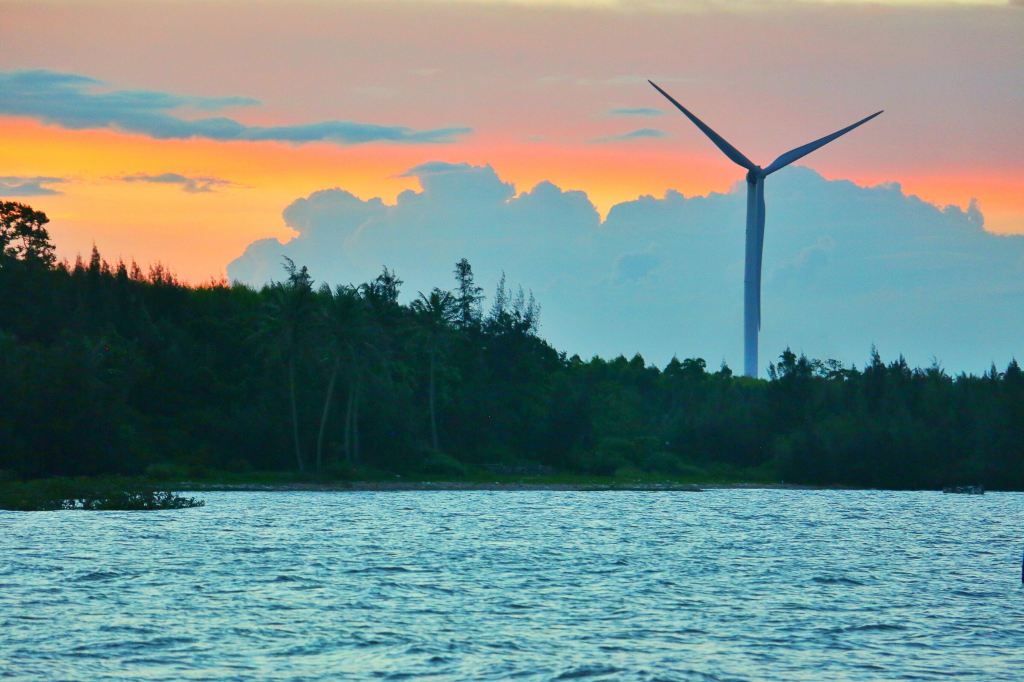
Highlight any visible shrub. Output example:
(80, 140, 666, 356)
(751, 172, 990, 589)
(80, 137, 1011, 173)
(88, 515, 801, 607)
(416, 450, 467, 477)
(0, 479, 205, 511)
(640, 451, 684, 474)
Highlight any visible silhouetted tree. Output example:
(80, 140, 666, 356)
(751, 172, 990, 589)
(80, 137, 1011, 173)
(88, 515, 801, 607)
(453, 258, 484, 329)
(0, 201, 55, 268)
(254, 258, 315, 472)
(411, 288, 458, 451)
(1, 216, 1022, 490)
(360, 266, 402, 310)
(316, 284, 374, 471)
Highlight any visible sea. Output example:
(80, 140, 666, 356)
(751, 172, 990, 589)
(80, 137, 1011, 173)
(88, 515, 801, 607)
(2, 489, 1023, 680)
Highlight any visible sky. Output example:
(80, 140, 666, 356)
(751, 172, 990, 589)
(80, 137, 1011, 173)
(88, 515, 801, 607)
(1, 0, 1022, 369)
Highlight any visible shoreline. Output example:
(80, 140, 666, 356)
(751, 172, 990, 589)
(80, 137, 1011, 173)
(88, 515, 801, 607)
(171, 481, 859, 493)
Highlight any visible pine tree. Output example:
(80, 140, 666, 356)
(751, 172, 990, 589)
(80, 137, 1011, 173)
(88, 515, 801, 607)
(0, 201, 55, 268)
(453, 258, 483, 328)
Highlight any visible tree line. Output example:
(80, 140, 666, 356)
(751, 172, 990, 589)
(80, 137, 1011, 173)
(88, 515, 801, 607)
(1, 200, 1022, 489)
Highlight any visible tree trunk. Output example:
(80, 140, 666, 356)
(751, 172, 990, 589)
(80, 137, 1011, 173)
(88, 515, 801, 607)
(351, 380, 361, 465)
(316, 356, 340, 473)
(345, 345, 363, 466)
(288, 356, 304, 473)
(428, 343, 439, 451)
(343, 381, 354, 465)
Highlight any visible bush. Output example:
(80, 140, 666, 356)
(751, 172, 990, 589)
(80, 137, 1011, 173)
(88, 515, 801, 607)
(573, 445, 629, 476)
(613, 465, 646, 479)
(0, 479, 205, 511)
(144, 461, 189, 480)
(416, 450, 467, 477)
(575, 436, 668, 476)
(640, 451, 684, 475)
(321, 460, 357, 481)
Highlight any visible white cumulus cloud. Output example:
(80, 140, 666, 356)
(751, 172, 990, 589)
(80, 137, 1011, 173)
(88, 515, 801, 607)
(228, 163, 1024, 373)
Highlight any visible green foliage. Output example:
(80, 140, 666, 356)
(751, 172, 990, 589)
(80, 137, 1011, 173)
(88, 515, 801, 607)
(0, 479, 204, 511)
(453, 257, 484, 329)
(640, 451, 687, 475)
(0, 201, 55, 268)
(415, 450, 468, 477)
(1, 203, 1023, 490)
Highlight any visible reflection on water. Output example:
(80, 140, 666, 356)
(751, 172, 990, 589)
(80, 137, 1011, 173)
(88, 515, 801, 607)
(2, 490, 1023, 680)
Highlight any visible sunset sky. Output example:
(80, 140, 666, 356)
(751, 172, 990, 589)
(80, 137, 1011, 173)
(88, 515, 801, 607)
(2, 0, 1021, 283)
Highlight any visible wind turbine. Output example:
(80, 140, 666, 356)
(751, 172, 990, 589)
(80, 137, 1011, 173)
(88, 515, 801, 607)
(649, 81, 882, 378)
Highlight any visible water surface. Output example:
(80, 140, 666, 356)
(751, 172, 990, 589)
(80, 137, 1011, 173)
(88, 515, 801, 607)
(2, 490, 1022, 680)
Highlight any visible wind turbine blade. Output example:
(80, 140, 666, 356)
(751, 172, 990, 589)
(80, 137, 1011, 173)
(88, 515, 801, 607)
(648, 80, 757, 172)
(763, 110, 883, 175)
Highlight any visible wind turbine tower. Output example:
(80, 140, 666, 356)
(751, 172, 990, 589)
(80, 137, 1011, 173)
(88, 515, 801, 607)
(650, 81, 881, 378)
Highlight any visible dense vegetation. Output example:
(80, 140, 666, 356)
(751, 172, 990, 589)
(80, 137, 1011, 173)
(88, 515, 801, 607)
(2, 201, 1022, 489)
(0, 478, 204, 511)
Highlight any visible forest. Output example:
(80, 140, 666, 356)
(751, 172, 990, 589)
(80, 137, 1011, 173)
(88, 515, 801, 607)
(2, 200, 1023, 490)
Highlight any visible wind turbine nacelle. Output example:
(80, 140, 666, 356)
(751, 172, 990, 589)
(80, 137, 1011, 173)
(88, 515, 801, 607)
(746, 167, 763, 183)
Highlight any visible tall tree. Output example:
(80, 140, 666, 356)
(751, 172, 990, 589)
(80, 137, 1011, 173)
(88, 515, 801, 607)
(316, 284, 372, 471)
(411, 288, 458, 451)
(254, 258, 315, 472)
(453, 258, 484, 329)
(0, 202, 55, 268)
(486, 273, 540, 336)
(360, 267, 402, 311)
(488, 271, 508, 322)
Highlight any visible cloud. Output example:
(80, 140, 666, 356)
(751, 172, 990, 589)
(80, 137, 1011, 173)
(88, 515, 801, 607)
(0, 70, 471, 145)
(0, 176, 66, 197)
(592, 128, 667, 143)
(608, 107, 664, 117)
(228, 163, 1024, 373)
(398, 161, 476, 177)
(119, 172, 233, 193)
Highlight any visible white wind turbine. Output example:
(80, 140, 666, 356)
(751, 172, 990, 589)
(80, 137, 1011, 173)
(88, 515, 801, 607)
(649, 81, 882, 377)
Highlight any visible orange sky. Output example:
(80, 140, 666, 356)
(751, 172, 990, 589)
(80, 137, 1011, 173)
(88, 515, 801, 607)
(3, 116, 1019, 282)
(1, 0, 1022, 282)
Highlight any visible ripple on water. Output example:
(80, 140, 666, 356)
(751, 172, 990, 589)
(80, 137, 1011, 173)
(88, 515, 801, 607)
(1, 490, 1023, 681)
(554, 664, 623, 679)
(73, 569, 125, 582)
(810, 575, 866, 586)
(826, 622, 908, 634)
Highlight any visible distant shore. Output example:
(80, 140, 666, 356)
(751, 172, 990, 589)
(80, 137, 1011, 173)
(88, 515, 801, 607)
(2, 476, 993, 511)
(171, 480, 857, 493)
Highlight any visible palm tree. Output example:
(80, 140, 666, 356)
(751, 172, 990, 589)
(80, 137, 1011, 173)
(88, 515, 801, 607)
(411, 288, 458, 451)
(252, 258, 315, 473)
(343, 304, 384, 467)
(315, 284, 368, 472)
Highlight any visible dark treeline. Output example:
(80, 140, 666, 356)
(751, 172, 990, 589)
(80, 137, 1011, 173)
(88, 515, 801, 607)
(2, 201, 1023, 489)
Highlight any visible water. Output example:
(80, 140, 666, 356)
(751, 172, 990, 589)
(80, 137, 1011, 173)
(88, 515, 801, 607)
(2, 490, 1023, 681)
